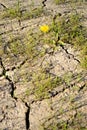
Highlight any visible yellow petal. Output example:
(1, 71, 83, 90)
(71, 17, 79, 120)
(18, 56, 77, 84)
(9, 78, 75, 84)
(40, 25, 49, 33)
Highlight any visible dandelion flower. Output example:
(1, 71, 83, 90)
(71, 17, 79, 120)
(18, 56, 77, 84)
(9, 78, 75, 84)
(40, 25, 49, 33)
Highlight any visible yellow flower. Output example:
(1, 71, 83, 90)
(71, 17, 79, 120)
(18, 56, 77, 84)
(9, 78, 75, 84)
(40, 25, 49, 33)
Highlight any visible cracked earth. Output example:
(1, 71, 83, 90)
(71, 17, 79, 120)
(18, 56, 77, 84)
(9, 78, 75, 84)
(0, 0, 87, 130)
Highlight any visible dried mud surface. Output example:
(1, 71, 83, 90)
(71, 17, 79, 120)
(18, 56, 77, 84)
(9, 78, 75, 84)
(0, 0, 87, 130)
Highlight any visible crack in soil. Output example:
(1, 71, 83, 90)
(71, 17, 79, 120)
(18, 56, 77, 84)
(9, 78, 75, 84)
(44, 100, 87, 127)
(25, 102, 30, 130)
(48, 72, 87, 99)
(78, 84, 86, 92)
(42, 0, 47, 7)
(60, 45, 80, 63)
(0, 58, 28, 74)
(0, 57, 16, 98)
(0, 57, 30, 130)
(0, 114, 5, 123)
(0, 3, 8, 9)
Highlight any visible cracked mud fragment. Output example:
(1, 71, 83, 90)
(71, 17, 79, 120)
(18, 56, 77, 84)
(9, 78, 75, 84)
(0, 0, 87, 130)
(0, 76, 28, 129)
(0, 58, 30, 130)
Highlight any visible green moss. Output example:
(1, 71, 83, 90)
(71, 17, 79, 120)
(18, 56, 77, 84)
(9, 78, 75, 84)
(6, 8, 20, 18)
(0, 45, 4, 56)
(54, 0, 65, 4)
(81, 56, 87, 69)
(54, 0, 87, 4)
(32, 71, 62, 100)
(50, 13, 86, 46)
(22, 7, 43, 20)
(25, 89, 31, 96)
(0, 36, 4, 56)
(10, 40, 24, 55)
(80, 43, 87, 68)
(43, 121, 69, 130)
(1, 0, 21, 19)
(62, 72, 73, 86)
(25, 36, 36, 58)
(1, 5, 43, 20)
